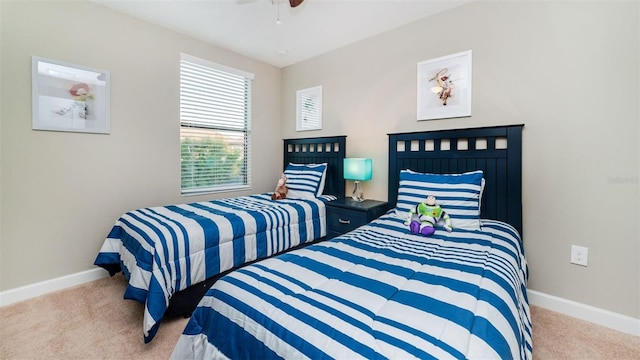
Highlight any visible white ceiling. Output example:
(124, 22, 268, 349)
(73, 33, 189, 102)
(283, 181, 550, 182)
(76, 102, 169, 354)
(92, 0, 470, 68)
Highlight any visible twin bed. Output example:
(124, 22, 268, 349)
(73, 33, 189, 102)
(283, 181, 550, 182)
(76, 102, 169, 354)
(94, 136, 346, 342)
(96, 125, 532, 359)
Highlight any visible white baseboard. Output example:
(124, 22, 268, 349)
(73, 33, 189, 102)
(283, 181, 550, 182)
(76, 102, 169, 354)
(0, 268, 109, 307)
(528, 289, 640, 336)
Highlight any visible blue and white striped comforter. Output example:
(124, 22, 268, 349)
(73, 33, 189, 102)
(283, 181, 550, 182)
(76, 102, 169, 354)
(94, 194, 333, 343)
(172, 212, 532, 359)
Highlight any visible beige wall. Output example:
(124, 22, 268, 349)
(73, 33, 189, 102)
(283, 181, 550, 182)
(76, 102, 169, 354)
(0, 1, 282, 290)
(1, 0, 638, 321)
(282, 1, 639, 318)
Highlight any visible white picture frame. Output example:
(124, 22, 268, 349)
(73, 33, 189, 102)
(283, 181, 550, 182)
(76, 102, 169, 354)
(32, 56, 110, 134)
(417, 50, 472, 121)
(296, 85, 322, 131)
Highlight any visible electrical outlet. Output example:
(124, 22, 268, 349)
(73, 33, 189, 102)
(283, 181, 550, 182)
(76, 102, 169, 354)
(570, 245, 588, 266)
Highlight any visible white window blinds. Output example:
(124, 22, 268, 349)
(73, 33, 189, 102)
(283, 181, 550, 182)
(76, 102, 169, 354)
(296, 85, 322, 131)
(180, 54, 254, 195)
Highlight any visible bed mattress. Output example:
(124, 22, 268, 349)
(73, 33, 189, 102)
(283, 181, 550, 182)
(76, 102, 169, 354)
(171, 212, 532, 359)
(94, 194, 332, 342)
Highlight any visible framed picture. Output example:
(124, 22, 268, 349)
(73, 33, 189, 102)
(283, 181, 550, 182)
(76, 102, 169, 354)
(32, 56, 110, 134)
(296, 85, 323, 131)
(417, 50, 472, 121)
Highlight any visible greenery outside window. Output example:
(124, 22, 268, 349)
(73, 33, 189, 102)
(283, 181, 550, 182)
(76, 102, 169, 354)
(180, 54, 254, 195)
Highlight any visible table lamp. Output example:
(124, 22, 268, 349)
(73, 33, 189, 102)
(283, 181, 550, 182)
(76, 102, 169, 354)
(343, 158, 372, 202)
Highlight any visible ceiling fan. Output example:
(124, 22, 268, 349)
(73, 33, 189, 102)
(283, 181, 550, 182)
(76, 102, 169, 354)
(273, 0, 304, 25)
(237, 0, 305, 24)
(238, 0, 304, 7)
(288, 0, 304, 7)
(236, 0, 304, 8)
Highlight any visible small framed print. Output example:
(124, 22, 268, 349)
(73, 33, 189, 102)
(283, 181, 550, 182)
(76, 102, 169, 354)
(417, 50, 472, 121)
(296, 85, 323, 132)
(32, 56, 110, 134)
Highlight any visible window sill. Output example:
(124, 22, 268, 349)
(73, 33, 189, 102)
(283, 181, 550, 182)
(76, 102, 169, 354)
(181, 184, 251, 197)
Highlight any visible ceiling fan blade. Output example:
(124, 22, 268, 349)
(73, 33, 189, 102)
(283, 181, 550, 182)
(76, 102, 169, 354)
(289, 0, 304, 8)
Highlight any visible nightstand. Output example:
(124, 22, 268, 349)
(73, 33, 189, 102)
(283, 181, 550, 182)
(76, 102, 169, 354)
(326, 198, 389, 240)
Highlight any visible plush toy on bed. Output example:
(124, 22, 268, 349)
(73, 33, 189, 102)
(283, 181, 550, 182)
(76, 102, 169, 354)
(271, 174, 288, 200)
(404, 195, 452, 236)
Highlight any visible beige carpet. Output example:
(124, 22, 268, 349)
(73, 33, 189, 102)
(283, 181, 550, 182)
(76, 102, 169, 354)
(1, 274, 639, 359)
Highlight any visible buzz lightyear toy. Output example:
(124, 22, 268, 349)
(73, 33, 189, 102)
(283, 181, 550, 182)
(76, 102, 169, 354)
(405, 195, 452, 236)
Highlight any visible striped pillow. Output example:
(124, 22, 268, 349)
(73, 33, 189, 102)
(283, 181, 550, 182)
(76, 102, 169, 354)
(396, 169, 483, 231)
(284, 163, 328, 199)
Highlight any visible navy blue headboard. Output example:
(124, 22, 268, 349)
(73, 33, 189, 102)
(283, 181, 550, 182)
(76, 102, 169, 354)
(283, 136, 347, 198)
(388, 125, 524, 236)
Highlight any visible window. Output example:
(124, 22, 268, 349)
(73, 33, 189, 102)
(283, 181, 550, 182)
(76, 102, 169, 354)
(296, 85, 322, 131)
(180, 54, 254, 195)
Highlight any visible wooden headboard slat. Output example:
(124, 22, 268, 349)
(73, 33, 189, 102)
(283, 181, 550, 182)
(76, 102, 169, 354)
(388, 125, 524, 236)
(283, 136, 347, 198)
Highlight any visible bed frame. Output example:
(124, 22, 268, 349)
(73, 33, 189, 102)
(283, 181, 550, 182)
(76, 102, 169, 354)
(165, 135, 347, 318)
(283, 136, 346, 197)
(388, 125, 524, 236)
